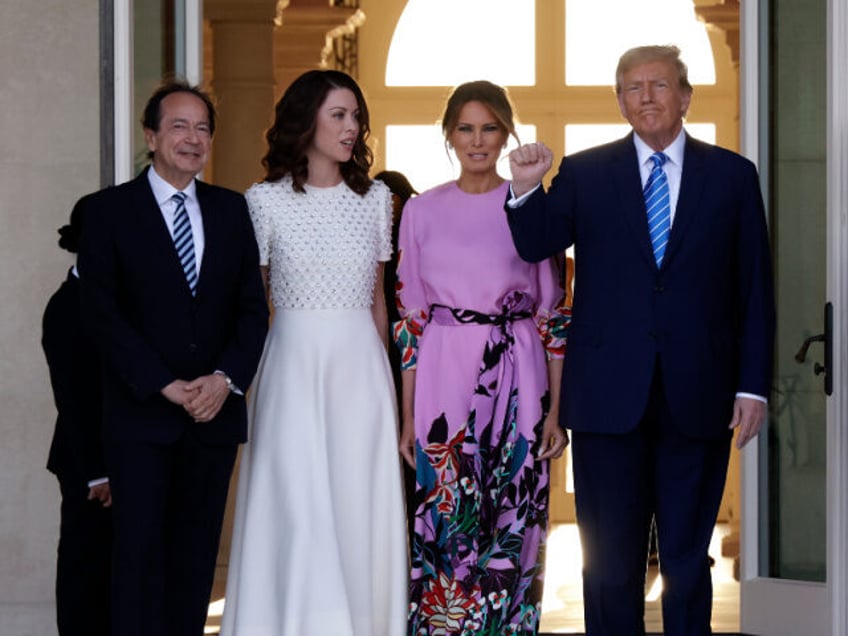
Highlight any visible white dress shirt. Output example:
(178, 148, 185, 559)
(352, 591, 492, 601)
(147, 167, 205, 275)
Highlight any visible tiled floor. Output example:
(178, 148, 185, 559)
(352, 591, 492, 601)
(205, 522, 740, 634)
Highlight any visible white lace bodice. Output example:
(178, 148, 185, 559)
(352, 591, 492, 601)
(246, 176, 393, 309)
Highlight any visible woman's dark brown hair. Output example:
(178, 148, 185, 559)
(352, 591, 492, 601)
(263, 70, 373, 195)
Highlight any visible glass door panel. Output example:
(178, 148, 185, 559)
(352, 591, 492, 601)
(132, 0, 181, 175)
(763, 0, 827, 584)
(741, 0, 830, 631)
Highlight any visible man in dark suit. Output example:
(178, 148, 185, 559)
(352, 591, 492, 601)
(43, 196, 111, 636)
(506, 45, 775, 635)
(77, 81, 268, 636)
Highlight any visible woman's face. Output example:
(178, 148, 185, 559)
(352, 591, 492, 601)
(447, 100, 508, 177)
(306, 87, 361, 168)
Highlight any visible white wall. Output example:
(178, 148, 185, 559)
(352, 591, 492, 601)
(0, 2, 101, 633)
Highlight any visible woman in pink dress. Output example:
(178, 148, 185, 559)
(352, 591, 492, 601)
(395, 80, 571, 635)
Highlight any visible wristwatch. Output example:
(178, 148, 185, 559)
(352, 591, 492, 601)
(214, 370, 235, 393)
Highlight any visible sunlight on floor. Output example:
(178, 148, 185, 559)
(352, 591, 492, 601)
(205, 523, 739, 635)
(539, 522, 740, 633)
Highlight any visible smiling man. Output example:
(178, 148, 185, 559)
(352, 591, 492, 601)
(505, 46, 775, 635)
(77, 81, 268, 636)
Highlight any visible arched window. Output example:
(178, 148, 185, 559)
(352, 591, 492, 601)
(564, 0, 716, 86)
(385, 0, 535, 87)
(378, 0, 723, 191)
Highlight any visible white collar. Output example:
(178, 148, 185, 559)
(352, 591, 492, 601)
(147, 166, 198, 207)
(632, 128, 686, 168)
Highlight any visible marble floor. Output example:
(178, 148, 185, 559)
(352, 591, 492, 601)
(204, 522, 740, 634)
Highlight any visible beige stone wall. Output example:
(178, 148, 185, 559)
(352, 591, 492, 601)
(0, 2, 100, 633)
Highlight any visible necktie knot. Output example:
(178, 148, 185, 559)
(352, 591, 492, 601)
(649, 152, 668, 170)
(172, 191, 187, 205)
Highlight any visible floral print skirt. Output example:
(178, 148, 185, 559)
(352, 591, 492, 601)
(408, 297, 553, 635)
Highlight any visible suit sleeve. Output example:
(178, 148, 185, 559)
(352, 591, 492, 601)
(505, 160, 576, 263)
(733, 161, 776, 396)
(77, 194, 176, 400)
(42, 285, 107, 482)
(211, 196, 269, 392)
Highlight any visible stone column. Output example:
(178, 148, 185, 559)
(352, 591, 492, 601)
(202, 2, 277, 608)
(206, 0, 279, 192)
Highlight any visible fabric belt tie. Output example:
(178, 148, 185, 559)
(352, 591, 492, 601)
(427, 291, 537, 566)
(429, 290, 534, 343)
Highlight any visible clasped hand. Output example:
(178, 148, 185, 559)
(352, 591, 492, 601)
(161, 374, 230, 422)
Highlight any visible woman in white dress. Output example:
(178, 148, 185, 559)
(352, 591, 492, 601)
(221, 69, 407, 636)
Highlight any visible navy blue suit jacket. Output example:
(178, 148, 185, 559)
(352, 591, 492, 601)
(43, 270, 106, 483)
(507, 134, 775, 440)
(77, 169, 268, 446)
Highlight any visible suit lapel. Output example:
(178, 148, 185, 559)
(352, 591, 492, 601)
(131, 169, 197, 298)
(662, 134, 708, 269)
(610, 135, 657, 268)
(194, 180, 217, 297)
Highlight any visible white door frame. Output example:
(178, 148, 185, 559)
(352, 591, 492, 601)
(739, 0, 848, 634)
(827, 0, 848, 630)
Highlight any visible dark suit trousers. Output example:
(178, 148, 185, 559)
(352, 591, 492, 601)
(56, 477, 111, 636)
(107, 434, 237, 636)
(571, 363, 731, 636)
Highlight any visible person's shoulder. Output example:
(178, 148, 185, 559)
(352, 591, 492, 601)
(197, 179, 247, 204)
(367, 178, 391, 198)
(410, 180, 455, 204)
(77, 182, 128, 221)
(246, 176, 290, 199)
(42, 274, 77, 331)
(686, 136, 758, 172)
(569, 136, 631, 163)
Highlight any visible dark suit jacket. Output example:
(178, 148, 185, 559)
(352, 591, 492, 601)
(77, 169, 269, 446)
(43, 270, 106, 484)
(507, 133, 776, 440)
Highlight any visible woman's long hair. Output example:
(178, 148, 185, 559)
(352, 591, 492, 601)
(263, 69, 373, 195)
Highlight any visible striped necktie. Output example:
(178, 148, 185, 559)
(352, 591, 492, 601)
(171, 192, 197, 295)
(644, 152, 671, 266)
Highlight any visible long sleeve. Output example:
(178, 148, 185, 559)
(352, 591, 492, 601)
(533, 256, 571, 360)
(393, 200, 428, 371)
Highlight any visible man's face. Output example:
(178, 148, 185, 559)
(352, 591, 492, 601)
(144, 92, 212, 188)
(617, 59, 692, 150)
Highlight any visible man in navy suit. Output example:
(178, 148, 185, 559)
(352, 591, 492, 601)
(506, 46, 775, 635)
(43, 197, 111, 636)
(77, 81, 268, 636)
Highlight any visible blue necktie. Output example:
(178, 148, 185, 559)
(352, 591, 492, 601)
(171, 192, 197, 295)
(644, 152, 671, 266)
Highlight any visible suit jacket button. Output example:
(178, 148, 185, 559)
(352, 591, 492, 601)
(654, 285, 664, 293)
(188, 343, 198, 352)
(648, 330, 657, 339)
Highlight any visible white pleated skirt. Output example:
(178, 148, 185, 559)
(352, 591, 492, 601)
(221, 308, 408, 636)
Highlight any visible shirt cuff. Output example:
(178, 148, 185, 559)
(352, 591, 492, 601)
(735, 392, 767, 405)
(87, 477, 109, 488)
(507, 183, 542, 207)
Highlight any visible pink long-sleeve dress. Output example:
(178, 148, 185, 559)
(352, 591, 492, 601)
(395, 180, 570, 635)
